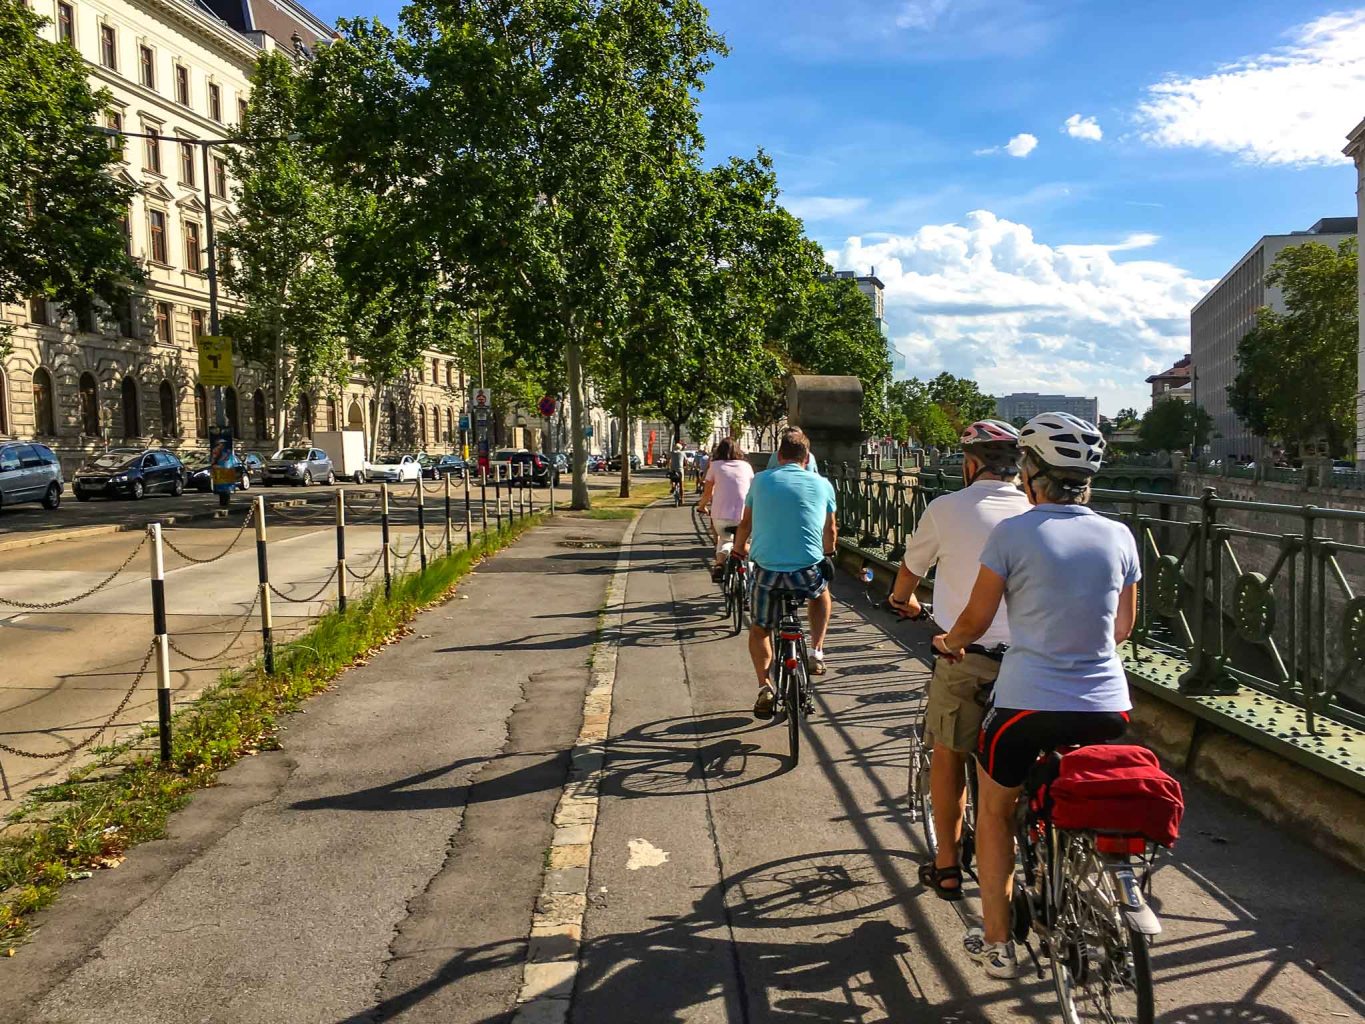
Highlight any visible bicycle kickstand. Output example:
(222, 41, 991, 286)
(1022, 938, 1046, 981)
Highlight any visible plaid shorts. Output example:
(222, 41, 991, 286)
(749, 564, 827, 629)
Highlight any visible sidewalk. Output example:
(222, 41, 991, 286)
(4, 514, 629, 1024)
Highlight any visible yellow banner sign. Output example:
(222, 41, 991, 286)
(197, 335, 234, 387)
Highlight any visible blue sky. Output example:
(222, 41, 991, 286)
(308, 0, 1363, 416)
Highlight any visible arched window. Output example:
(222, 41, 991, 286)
(326, 397, 338, 432)
(159, 380, 177, 437)
(446, 407, 453, 443)
(298, 394, 312, 439)
(253, 389, 267, 441)
(120, 376, 140, 438)
(347, 400, 363, 431)
(194, 383, 207, 438)
(386, 401, 397, 444)
(0, 368, 8, 435)
(79, 372, 100, 435)
(225, 386, 239, 436)
(418, 405, 427, 447)
(32, 367, 55, 435)
(432, 405, 441, 442)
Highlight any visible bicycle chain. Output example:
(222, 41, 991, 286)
(0, 534, 149, 610)
(0, 641, 155, 759)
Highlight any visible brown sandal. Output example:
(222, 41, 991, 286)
(918, 862, 964, 902)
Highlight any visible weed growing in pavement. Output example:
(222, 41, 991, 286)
(0, 515, 545, 951)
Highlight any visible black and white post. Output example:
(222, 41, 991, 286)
(444, 474, 453, 557)
(417, 478, 428, 571)
(255, 496, 274, 674)
(335, 489, 347, 612)
(381, 484, 392, 598)
(148, 523, 172, 764)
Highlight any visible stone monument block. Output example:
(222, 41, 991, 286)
(786, 375, 864, 470)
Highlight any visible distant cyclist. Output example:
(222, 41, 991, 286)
(933, 412, 1138, 979)
(734, 427, 837, 717)
(667, 443, 686, 501)
(698, 439, 753, 582)
(888, 420, 1028, 902)
(766, 427, 818, 473)
(694, 448, 710, 492)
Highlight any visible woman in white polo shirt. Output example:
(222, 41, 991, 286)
(698, 438, 754, 580)
(934, 412, 1139, 980)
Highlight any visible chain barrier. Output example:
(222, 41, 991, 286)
(0, 533, 149, 610)
(268, 564, 340, 604)
(166, 591, 261, 663)
(160, 504, 256, 565)
(393, 533, 422, 561)
(345, 549, 386, 581)
(0, 640, 155, 759)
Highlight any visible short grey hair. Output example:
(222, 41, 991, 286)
(1022, 450, 1091, 505)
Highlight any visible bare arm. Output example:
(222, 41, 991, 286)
(734, 506, 754, 557)
(822, 510, 837, 555)
(1115, 582, 1137, 644)
(889, 563, 924, 617)
(935, 565, 1007, 658)
(697, 478, 716, 514)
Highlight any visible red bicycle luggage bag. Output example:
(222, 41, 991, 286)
(1045, 745, 1184, 847)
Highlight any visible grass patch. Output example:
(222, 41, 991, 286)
(0, 514, 544, 952)
(568, 508, 639, 520)
(566, 480, 670, 516)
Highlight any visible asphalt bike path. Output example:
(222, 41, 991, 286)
(3, 514, 629, 1024)
(576, 499, 1365, 1023)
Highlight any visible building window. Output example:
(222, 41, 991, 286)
(212, 157, 227, 198)
(179, 142, 195, 186)
(155, 301, 172, 342)
(119, 295, 140, 338)
(0, 368, 8, 435)
(174, 64, 189, 106)
(148, 208, 167, 263)
(446, 407, 453, 441)
(253, 389, 267, 440)
(326, 397, 338, 431)
(387, 401, 398, 444)
(117, 207, 131, 252)
(32, 368, 55, 435)
(418, 405, 426, 445)
(99, 24, 116, 70)
(238, 97, 248, 125)
(190, 308, 205, 340)
(145, 127, 161, 174)
(432, 405, 440, 442)
(120, 376, 139, 437)
(432, 358, 440, 385)
(159, 380, 177, 437)
(57, 2, 74, 45)
(28, 296, 47, 325)
(298, 394, 312, 439)
(139, 45, 154, 89)
(208, 82, 222, 122)
(184, 221, 202, 272)
(79, 373, 100, 435)
(75, 295, 98, 333)
(194, 383, 207, 438)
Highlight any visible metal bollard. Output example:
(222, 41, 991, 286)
(526, 463, 535, 516)
(148, 523, 172, 764)
(464, 468, 473, 548)
(335, 489, 347, 612)
(255, 496, 274, 674)
(417, 476, 428, 571)
(549, 465, 555, 516)
(495, 466, 504, 530)
(444, 474, 453, 557)
(480, 468, 489, 539)
(381, 483, 392, 598)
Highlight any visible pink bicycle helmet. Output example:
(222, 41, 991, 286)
(960, 419, 1021, 447)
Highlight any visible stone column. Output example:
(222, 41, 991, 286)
(785, 375, 864, 471)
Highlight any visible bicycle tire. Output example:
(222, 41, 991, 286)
(785, 656, 802, 766)
(732, 577, 744, 634)
(910, 721, 937, 856)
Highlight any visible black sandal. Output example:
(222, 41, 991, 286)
(918, 862, 965, 902)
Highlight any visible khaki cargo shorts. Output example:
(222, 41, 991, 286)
(925, 653, 1001, 753)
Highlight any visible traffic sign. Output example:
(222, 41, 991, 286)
(538, 395, 558, 418)
(472, 387, 492, 409)
(459, 414, 470, 432)
(197, 336, 234, 387)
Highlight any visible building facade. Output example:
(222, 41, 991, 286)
(1190, 217, 1357, 462)
(1346, 121, 1365, 464)
(1145, 354, 1192, 404)
(0, 0, 464, 470)
(995, 392, 1099, 426)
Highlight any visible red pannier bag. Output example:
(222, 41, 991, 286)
(1041, 745, 1184, 847)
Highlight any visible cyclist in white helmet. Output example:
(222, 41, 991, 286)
(933, 411, 1139, 979)
(889, 419, 1028, 902)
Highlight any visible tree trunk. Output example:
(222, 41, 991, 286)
(619, 394, 631, 498)
(566, 339, 590, 510)
(272, 331, 286, 452)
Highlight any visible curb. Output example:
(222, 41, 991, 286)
(512, 510, 641, 1023)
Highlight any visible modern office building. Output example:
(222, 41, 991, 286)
(1190, 217, 1357, 462)
(995, 393, 1099, 426)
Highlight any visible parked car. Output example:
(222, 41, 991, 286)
(1333, 460, 1357, 475)
(606, 453, 642, 472)
(72, 448, 185, 501)
(367, 453, 422, 483)
(0, 441, 64, 511)
(425, 454, 468, 480)
(588, 455, 608, 472)
(550, 452, 570, 473)
(263, 447, 336, 487)
(184, 450, 265, 491)
(506, 451, 560, 487)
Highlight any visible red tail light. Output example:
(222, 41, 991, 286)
(737, 564, 747, 575)
(1096, 835, 1148, 856)
(784, 657, 799, 670)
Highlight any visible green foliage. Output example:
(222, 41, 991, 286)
(1228, 239, 1358, 458)
(886, 375, 981, 447)
(923, 372, 996, 433)
(1138, 399, 1212, 454)
(0, 0, 141, 351)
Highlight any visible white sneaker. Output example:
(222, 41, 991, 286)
(808, 650, 827, 676)
(964, 927, 1019, 979)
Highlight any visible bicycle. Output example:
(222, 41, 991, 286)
(670, 474, 683, 507)
(1010, 754, 1162, 1024)
(718, 537, 748, 635)
(769, 590, 813, 766)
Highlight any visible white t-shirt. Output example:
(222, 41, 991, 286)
(902, 479, 1030, 647)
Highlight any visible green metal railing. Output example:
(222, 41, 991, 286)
(830, 463, 1365, 746)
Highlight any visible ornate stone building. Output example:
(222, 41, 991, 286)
(0, 0, 466, 470)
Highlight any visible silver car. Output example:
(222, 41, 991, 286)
(0, 441, 64, 511)
(262, 447, 336, 486)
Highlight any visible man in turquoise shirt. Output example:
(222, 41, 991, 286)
(735, 427, 838, 717)
(765, 430, 818, 473)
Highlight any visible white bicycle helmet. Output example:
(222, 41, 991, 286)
(959, 419, 1020, 447)
(1019, 411, 1105, 474)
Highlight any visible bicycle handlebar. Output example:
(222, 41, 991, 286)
(859, 568, 931, 622)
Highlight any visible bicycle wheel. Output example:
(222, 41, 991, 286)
(909, 719, 937, 856)
(960, 767, 979, 874)
(732, 577, 745, 634)
(1049, 837, 1155, 1024)
(785, 656, 803, 766)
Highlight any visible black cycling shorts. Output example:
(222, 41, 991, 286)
(977, 706, 1129, 788)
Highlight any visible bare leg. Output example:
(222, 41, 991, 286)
(747, 624, 772, 688)
(931, 744, 967, 881)
(976, 765, 1023, 944)
(808, 589, 833, 649)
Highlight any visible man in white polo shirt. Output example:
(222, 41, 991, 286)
(888, 420, 1028, 901)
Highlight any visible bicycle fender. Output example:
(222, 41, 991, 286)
(1114, 867, 1162, 935)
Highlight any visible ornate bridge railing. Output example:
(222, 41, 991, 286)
(830, 463, 1365, 790)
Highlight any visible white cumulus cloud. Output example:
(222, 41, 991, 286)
(1063, 113, 1103, 141)
(826, 211, 1214, 414)
(1136, 10, 1365, 166)
(1005, 133, 1038, 157)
